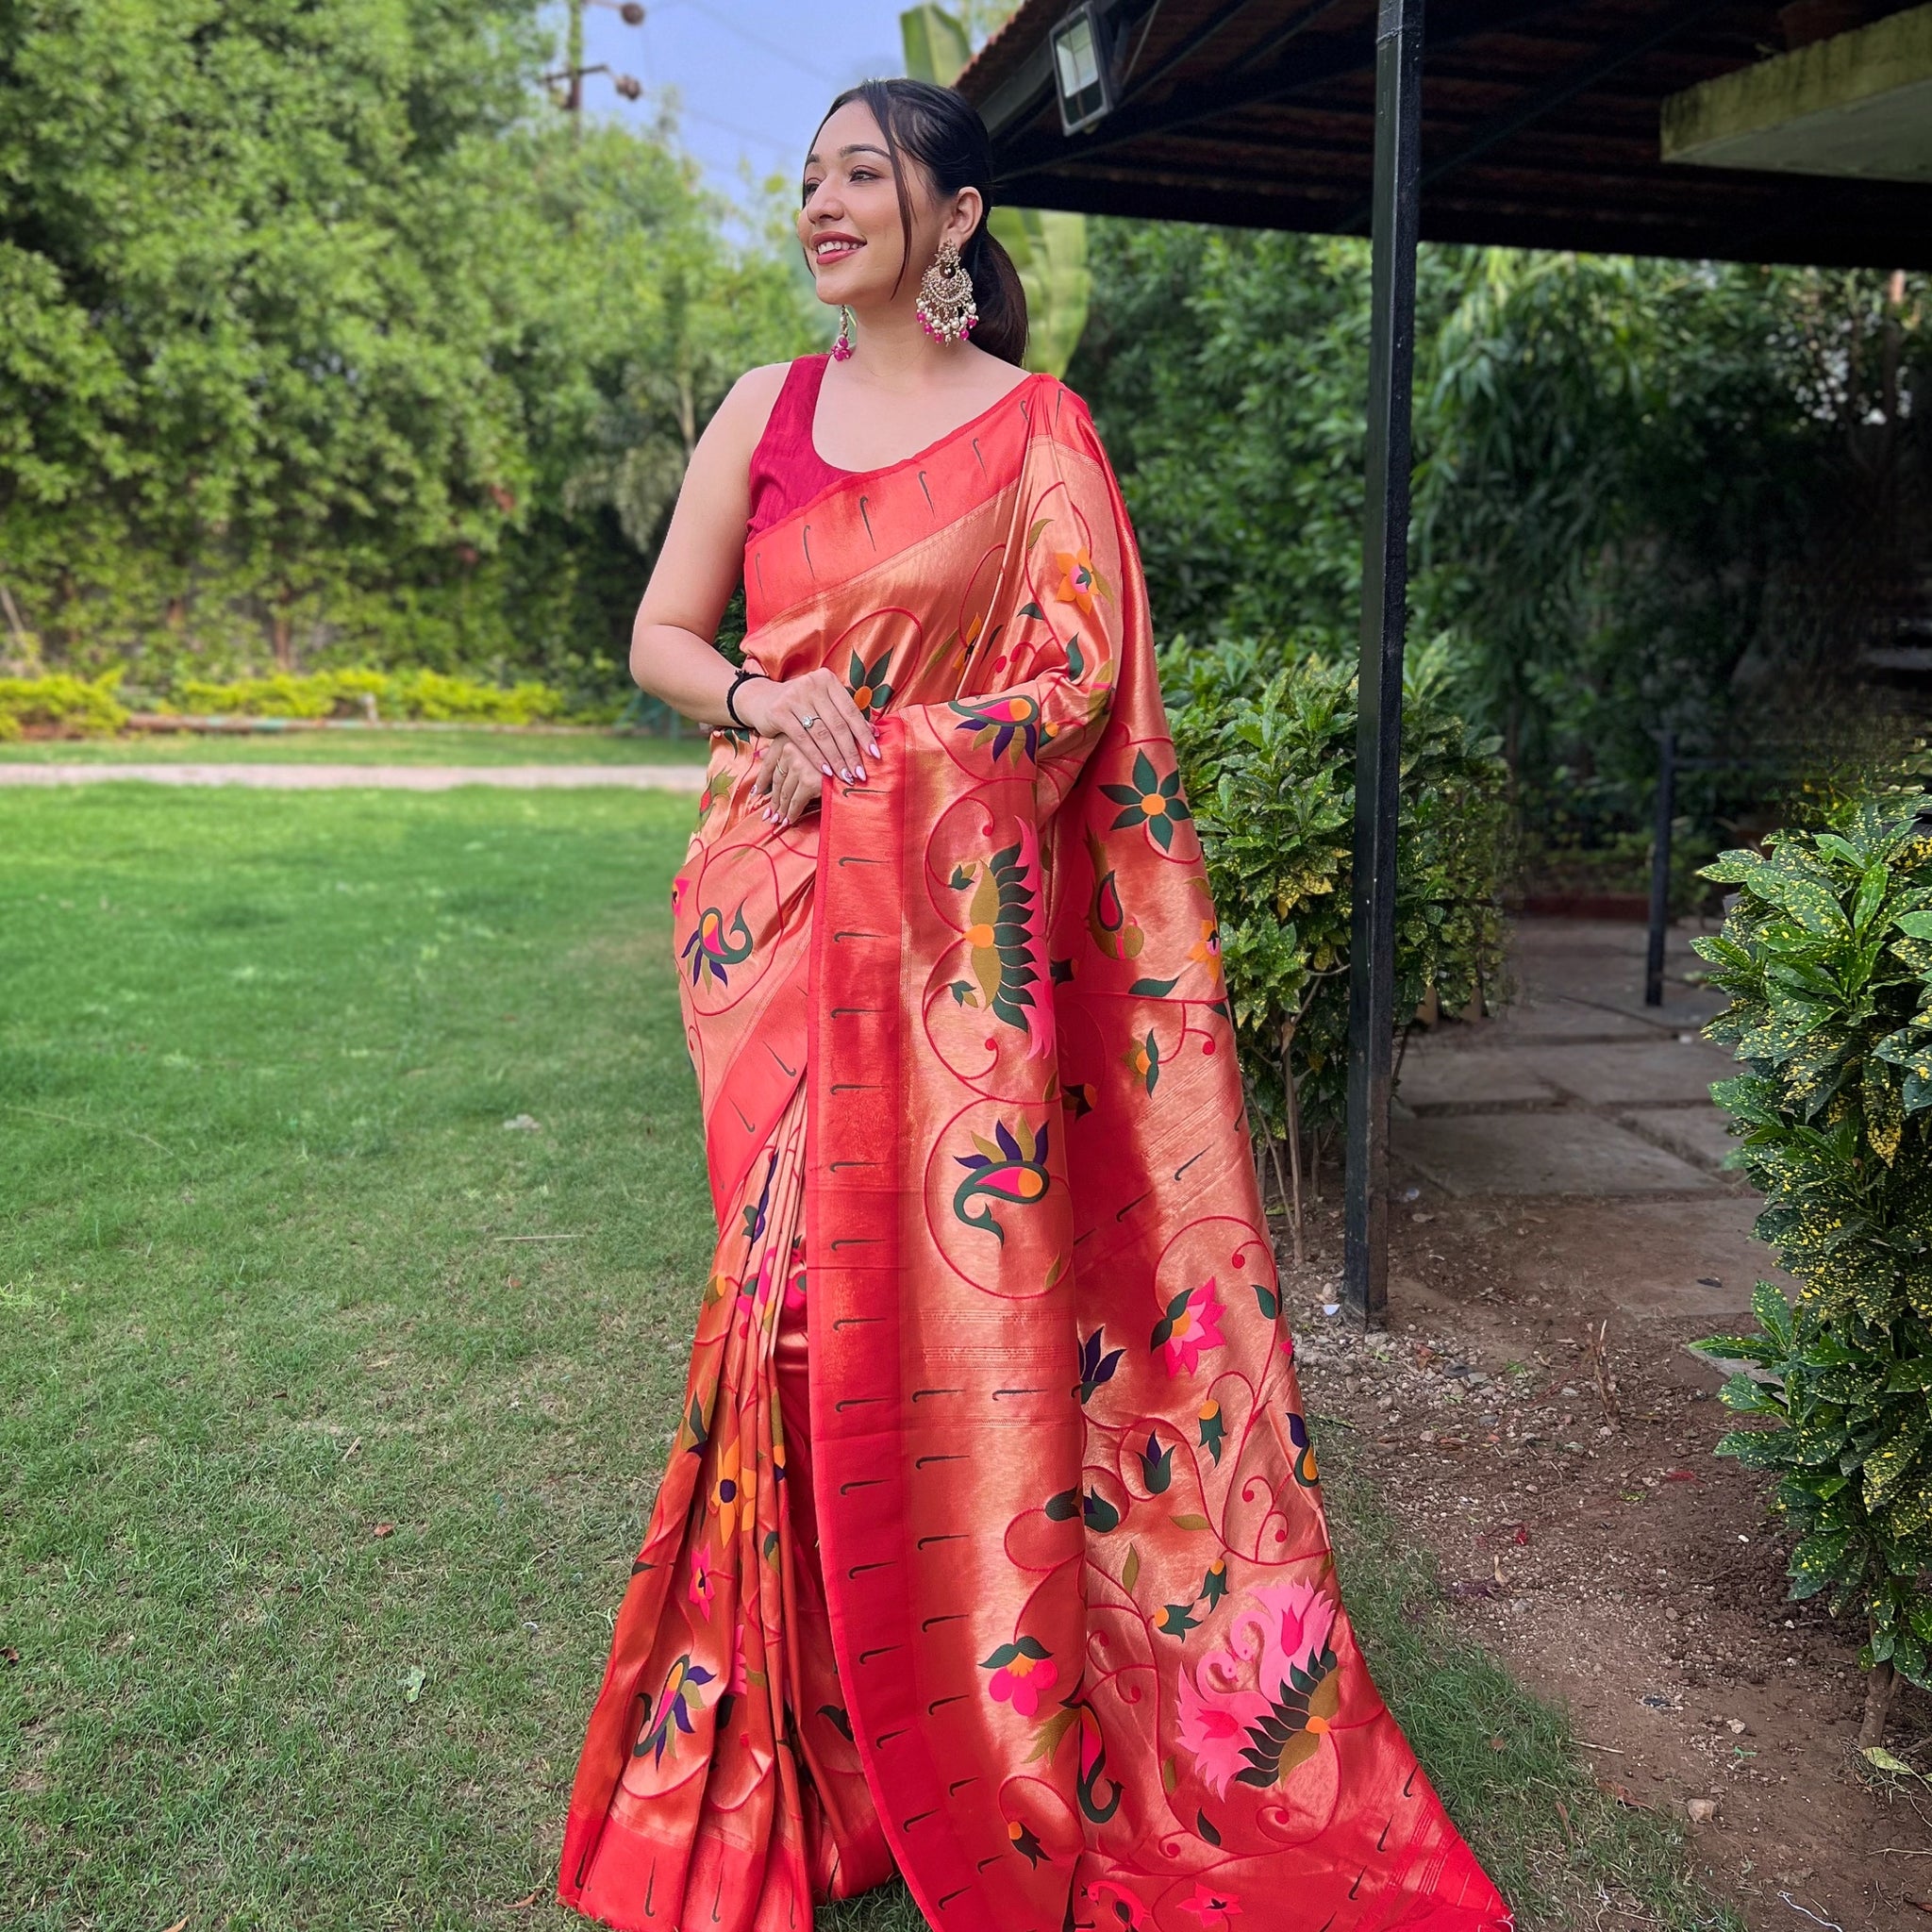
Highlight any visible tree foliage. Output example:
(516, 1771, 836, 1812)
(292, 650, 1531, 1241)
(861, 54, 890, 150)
(1069, 227, 1930, 832)
(0, 0, 816, 685)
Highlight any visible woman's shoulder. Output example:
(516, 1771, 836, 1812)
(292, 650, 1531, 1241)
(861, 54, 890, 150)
(717, 358, 812, 429)
(692, 359, 824, 479)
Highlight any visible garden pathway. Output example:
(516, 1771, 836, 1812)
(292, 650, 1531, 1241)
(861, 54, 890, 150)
(0, 760, 709, 791)
(1389, 915, 1768, 1322)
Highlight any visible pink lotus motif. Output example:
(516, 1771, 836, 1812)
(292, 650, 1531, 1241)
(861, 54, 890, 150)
(1175, 1580, 1341, 1797)
(1156, 1275, 1227, 1377)
(1180, 1881, 1243, 1928)
(1175, 1674, 1272, 1799)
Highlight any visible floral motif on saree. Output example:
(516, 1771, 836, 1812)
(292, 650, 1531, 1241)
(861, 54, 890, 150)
(560, 371, 1510, 1932)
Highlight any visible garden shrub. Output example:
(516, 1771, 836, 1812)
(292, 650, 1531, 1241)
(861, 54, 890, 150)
(170, 669, 569, 724)
(1162, 633, 1511, 1141)
(1690, 759, 1932, 1735)
(0, 672, 129, 737)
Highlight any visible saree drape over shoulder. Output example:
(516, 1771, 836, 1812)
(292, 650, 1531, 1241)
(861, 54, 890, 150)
(559, 368, 1510, 1932)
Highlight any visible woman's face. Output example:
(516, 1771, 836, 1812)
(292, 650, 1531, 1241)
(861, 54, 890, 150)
(797, 99, 974, 312)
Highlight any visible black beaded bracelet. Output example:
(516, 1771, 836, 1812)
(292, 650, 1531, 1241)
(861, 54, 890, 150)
(724, 667, 768, 730)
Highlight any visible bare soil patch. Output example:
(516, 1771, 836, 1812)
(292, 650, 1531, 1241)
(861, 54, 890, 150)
(1282, 1191, 1932, 1932)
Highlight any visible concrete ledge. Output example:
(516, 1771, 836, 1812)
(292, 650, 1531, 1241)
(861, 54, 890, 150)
(1662, 3, 1932, 182)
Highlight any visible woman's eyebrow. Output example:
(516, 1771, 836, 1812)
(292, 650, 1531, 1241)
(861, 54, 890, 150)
(804, 143, 891, 168)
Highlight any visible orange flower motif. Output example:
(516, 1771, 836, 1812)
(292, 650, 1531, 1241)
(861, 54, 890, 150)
(1053, 547, 1097, 616)
(707, 1441, 754, 1542)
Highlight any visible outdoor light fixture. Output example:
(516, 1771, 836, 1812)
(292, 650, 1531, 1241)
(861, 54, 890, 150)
(1051, 3, 1113, 136)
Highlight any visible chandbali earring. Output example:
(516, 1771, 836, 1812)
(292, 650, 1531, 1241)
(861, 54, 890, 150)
(916, 237, 977, 344)
(831, 305, 855, 361)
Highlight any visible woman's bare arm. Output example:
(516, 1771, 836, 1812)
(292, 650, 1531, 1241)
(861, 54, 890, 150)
(628, 364, 875, 780)
(626, 363, 786, 728)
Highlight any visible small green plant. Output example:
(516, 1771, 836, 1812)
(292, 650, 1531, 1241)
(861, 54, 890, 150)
(1690, 762, 1932, 1748)
(1163, 633, 1510, 1202)
(0, 671, 130, 737)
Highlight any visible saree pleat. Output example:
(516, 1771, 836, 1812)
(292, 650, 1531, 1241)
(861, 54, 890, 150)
(564, 1083, 891, 1931)
(562, 365, 1510, 1932)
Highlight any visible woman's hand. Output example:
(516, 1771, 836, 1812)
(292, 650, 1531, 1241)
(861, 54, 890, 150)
(735, 666, 878, 783)
(750, 738, 825, 825)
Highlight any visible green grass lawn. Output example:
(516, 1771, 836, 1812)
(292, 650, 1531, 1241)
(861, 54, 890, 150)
(0, 727, 709, 766)
(0, 787, 1733, 1932)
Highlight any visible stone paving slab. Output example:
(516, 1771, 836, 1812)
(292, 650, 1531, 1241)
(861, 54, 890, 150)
(0, 761, 709, 791)
(1393, 1049, 1563, 1111)
(1392, 1109, 1718, 1198)
(1512, 1038, 1736, 1107)
(1618, 1105, 1742, 1174)
(1469, 995, 1663, 1044)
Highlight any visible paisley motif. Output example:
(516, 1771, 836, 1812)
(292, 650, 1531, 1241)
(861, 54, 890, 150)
(681, 902, 754, 989)
(951, 1114, 1052, 1241)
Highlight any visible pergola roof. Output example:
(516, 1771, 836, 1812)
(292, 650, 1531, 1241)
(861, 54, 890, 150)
(958, 0, 1932, 268)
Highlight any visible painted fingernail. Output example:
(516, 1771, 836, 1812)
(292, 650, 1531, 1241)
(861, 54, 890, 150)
(870, 741, 881, 756)
(821, 763, 833, 775)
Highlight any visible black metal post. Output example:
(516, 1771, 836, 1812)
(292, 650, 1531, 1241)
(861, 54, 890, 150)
(1342, 0, 1425, 1327)
(1645, 729, 1676, 1008)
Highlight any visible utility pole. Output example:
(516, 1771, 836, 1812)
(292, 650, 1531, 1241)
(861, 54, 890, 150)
(566, 0, 586, 114)
(545, 0, 646, 126)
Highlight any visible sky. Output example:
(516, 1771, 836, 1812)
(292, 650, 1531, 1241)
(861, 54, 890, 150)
(566, 0, 923, 208)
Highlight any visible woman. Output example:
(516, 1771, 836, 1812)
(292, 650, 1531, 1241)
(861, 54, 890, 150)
(559, 78, 1508, 1932)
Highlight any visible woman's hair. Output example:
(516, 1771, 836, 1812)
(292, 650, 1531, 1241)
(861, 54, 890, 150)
(813, 77, 1029, 368)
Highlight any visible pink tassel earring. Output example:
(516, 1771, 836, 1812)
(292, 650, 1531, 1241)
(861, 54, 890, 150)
(831, 306, 855, 361)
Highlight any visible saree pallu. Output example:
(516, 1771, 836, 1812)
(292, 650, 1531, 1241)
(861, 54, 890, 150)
(560, 374, 1510, 1932)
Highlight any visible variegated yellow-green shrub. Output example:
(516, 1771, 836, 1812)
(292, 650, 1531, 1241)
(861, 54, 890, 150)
(1690, 762, 1932, 1745)
(1162, 634, 1511, 1140)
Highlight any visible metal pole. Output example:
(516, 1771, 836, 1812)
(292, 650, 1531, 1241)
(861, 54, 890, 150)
(1644, 729, 1675, 1008)
(1342, 0, 1425, 1327)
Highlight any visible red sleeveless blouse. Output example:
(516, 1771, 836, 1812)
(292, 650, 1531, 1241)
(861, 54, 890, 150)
(745, 354, 847, 539)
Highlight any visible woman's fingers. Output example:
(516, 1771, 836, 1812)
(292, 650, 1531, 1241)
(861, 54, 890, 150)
(755, 743, 816, 824)
(789, 671, 872, 780)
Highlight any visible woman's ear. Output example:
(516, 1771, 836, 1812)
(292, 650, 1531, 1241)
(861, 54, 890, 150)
(941, 186, 984, 250)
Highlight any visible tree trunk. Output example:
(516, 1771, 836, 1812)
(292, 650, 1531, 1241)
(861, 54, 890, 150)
(271, 584, 295, 671)
(1857, 1658, 1896, 1752)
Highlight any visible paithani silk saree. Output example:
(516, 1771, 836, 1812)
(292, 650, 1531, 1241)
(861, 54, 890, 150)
(559, 373, 1509, 1932)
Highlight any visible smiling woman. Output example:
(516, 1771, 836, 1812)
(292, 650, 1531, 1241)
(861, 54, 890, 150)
(556, 75, 1509, 1932)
